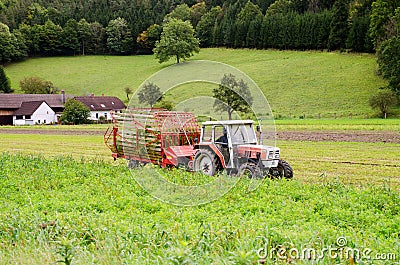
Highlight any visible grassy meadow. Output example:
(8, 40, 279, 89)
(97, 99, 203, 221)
(4, 48, 392, 118)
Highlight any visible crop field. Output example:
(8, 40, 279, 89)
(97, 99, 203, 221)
(1, 127, 399, 264)
(4, 49, 394, 117)
(2, 48, 399, 263)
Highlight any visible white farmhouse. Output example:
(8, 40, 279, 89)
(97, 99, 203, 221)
(74, 94, 126, 122)
(13, 101, 57, 125)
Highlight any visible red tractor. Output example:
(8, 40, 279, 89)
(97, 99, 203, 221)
(104, 108, 292, 179)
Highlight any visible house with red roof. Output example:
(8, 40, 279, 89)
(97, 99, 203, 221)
(0, 91, 126, 125)
(74, 94, 126, 122)
(0, 91, 70, 125)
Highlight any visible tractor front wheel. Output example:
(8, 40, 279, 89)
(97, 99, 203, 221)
(193, 149, 217, 176)
(238, 163, 262, 179)
(269, 159, 293, 179)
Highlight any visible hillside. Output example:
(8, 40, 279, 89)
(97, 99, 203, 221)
(4, 48, 388, 118)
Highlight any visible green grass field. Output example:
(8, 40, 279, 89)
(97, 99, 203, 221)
(1, 128, 399, 263)
(4, 48, 392, 118)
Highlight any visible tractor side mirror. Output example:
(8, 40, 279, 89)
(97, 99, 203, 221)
(256, 125, 261, 132)
(194, 137, 199, 144)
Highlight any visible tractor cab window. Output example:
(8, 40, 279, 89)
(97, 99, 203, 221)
(230, 124, 257, 145)
(201, 126, 212, 142)
(214, 126, 228, 145)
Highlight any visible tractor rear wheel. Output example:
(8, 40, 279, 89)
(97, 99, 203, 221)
(269, 159, 293, 179)
(193, 149, 218, 176)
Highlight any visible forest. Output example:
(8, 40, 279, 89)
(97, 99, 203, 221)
(0, 0, 392, 61)
(0, 0, 400, 95)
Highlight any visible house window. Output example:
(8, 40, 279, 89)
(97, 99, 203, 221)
(25, 115, 31, 119)
(100, 104, 106, 108)
(104, 113, 108, 119)
(38, 120, 41, 124)
(44, 119, 46, 124)
(96, 113, 98, 119)
(16, 115, 23, 120)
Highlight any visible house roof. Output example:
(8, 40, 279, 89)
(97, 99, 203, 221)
(74, 96, 126, 111)
(0, 94, 72, 109)
(13, 101, 50, 116)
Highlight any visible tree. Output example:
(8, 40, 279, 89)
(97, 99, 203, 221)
(327, 0, 349, 51)
(124, 86, 133, 101)
(77, 18, 91, 56)
(20, 76, 58, 94)
(40, 20, 63, 56)
(369, 90, 398, 118)
(154, 99, 174, 110)
(137, 24, 163, 50)
(0, 66, 13, 93)
(62, 19, 79, 55)
(377, 36, 400, 94)
(153, 19, 200, 64)
(0, 23, 28, 63)
(266, 0, 294, 16)
(369, 0, 400, 49)
(190, 2, 206, 28)
(137, 82, 163, 108)
(213, 73, 253, 120)
(106, 17, 134, 55)
(164, 4, 191, 23)
(60, 99, 90, 124)
(89, 22, 106, 55)
(196, 6, 222, 47)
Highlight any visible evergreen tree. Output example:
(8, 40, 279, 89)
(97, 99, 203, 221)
(328, 0, 349, 51)
(196, 6, 222, 47)
(0, 66, 13, 93)
(346, 16, 373, 52)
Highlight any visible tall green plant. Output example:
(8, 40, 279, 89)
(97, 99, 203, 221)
(0, 66, 13, 93)
(60, 99, 90, 124)
(153, 19, 199, 64)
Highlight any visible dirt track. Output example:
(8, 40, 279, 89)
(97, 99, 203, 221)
(1, 128, 400, 143)
(276, 130, 400, 144)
